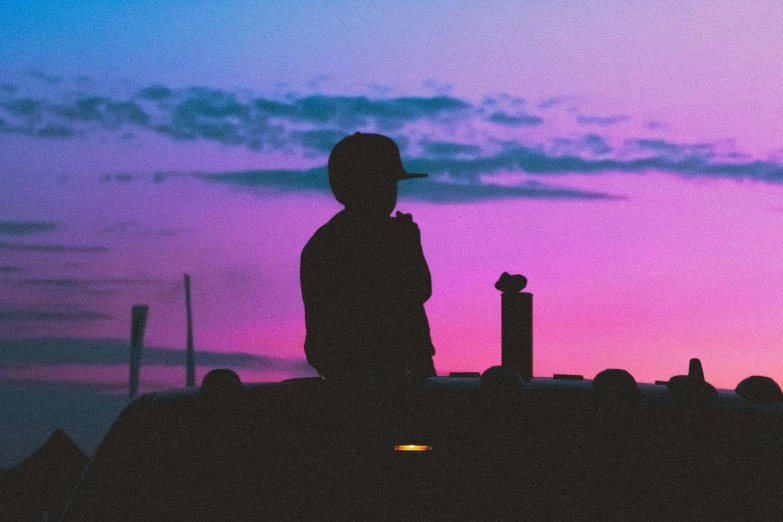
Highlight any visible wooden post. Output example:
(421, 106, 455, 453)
(129, 305, 149, 399)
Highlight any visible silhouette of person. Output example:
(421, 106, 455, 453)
(301, 132, 436, 389)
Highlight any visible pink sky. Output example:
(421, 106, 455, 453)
(2, 157, 781, 390)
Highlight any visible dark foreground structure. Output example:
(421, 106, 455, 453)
(60, 370, 783, 520)
(1, 429, 88, 521)
(61, 277, 783, 520)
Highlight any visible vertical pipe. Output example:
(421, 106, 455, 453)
(496, 273, 533, 381)
(185, 274, 195, 387)
(129, 305, 149, 399)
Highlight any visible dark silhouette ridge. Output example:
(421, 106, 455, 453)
(300, 132, 435, 390)
(0, 429, 87, 521)
(61, 359, 783, 520)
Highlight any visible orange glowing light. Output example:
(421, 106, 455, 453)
(393, 444, 432, 452)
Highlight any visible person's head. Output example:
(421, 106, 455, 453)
(328, 133, 427, 217)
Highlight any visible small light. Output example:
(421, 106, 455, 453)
(394, 444, 432, 452)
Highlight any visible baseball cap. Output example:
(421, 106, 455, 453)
(328, 132, 428, 184)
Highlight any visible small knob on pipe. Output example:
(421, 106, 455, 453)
(688, 358, 705, 383)
(495, 272, 528, 293)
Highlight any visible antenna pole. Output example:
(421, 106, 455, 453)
(185, 274, 196, 387)
(129, 305, 149, 399)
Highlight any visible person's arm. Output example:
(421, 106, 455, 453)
(394, 211, 432, 303)
(301, 242, 341, 374)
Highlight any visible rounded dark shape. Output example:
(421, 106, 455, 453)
(667, 375, 718, 404)
(593, 369, 639, 399)
(201, 368, 242, 395)
(494, 272, 528, 293)
(480, 365, 524, 392)
(735, 376, 783, 405)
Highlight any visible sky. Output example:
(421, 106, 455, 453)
(2, 0, 783, 465)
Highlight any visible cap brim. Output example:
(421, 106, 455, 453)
(399, 172, 428, 180)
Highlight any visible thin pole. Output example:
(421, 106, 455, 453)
(129, 305, 149, 399)
(185, 274, 196, 387)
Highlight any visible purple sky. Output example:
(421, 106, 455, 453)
(2, 1, 783, 465)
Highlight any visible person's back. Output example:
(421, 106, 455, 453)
(300, 133, 436, 388)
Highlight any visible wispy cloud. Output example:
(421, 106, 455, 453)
(99, 221, 185, 237)
(199, 166, 619, 202)
(197, 137, 783, 201)
(27, 70, 61, 84)
(0, 337, 311, 371)
(419, 139, 482, 157)
(0, 221, 57, 235)
(0, 80, 530, 155)
(13, 278, 161, 288)
(0, 242, 107, 253)
(8, 76, 783, 199)
(486, 111, 543, 126)
(576, 115, 629, 126)
(0, 308, 113, 322)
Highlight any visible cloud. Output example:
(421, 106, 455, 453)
(582, 135, 612, 155)
(397, 178, 619, 202)
(0, 266, 23, 273)
(0, 242, 107, 253)
(56, 96, 151, 127)
(2, 278, 163, 298)
(0, 308, 113, 322)
(27, 71, 61, 83)
(14, 278, 161, 288)
(419, 139, 482, 157)
(8, 77, 783, 192)
(550, 135, 613, 156)
(36, 124, 75, 138)
(201, 135, 783, 198)
(137, 84, 172, 100)
(5, 97, 40, 116)
(400, 142, 783, 183)
(291, 128, 346, 154)
(576, 115, 629, 126)
(199, 167, 331, 193)
(99, 221, 184, 237)
(0, 221, 57, 235)
(0, 83, 475, 153)
(631, 139, 715, 158)
(199, 167, 619, 202)
(487, 111, 543, 126)
(0, 337, 312, 372)
(537, 96, 581, 110)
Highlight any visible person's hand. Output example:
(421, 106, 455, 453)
(395, 210, 413, 224)
(395, 211, 421, 242)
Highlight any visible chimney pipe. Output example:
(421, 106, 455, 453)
(129, 305, 149, 399)
(185, 274, 196, 387)
(495, 273, 533, 381)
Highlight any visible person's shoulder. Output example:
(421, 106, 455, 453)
(302, 211, 346, 257)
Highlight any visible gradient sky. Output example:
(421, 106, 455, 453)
(2, 1, 783, 465)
